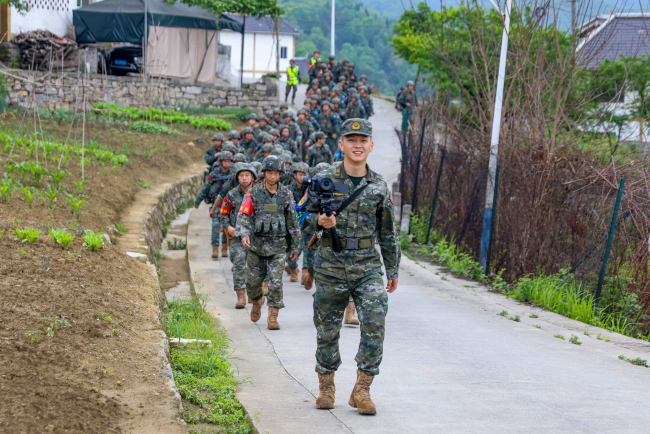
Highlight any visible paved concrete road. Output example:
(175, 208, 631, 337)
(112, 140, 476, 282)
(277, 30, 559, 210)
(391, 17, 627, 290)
(189, 93, 650, 433)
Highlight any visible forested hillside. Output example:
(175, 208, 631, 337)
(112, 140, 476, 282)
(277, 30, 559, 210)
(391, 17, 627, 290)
(280, 0, 417, 93)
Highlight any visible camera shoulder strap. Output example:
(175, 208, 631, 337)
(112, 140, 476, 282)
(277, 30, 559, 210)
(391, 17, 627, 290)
(336, 183, 370, 214)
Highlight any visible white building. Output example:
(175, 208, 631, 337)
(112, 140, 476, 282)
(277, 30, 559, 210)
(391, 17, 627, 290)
(0, 0, 89, 41)
(219, 14, 299, 84)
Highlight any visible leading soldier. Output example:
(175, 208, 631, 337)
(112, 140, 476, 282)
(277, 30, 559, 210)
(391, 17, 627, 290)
(236, 156, 301, 330)
(301, 118, 400, 415)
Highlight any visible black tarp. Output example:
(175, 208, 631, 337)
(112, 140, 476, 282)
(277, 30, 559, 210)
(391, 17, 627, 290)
(73, 0, 243, 44)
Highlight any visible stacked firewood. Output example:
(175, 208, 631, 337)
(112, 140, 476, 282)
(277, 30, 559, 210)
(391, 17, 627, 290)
(12, 30, 79, 72)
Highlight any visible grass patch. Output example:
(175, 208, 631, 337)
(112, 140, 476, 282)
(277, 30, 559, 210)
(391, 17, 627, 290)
(131, 121, 180, 135)
(618, 354, 648, 367)
(162, 297, 251, 433)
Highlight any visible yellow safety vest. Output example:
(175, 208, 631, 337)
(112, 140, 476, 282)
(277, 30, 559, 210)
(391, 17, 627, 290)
(286, 65, 299, 85)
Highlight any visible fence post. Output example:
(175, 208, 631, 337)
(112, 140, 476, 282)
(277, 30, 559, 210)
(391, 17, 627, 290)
(484, 165, 500, 275)
(400, 204, 412, 234)
(425, 150, 445, 245)
(595, 178, 625, 308)
(410, 118, 427, 215)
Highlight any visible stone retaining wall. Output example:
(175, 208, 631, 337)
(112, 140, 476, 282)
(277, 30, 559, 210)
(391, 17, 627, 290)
(1, 68, 278, 111)
(142, 173, 204, 264)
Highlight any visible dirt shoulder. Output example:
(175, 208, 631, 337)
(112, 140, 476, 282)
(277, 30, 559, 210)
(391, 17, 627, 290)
(0, 112, 237, 433)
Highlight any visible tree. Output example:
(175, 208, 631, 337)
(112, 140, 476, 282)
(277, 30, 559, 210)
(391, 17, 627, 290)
(171, 0, 284, 17)
(1, 0, 30, 14)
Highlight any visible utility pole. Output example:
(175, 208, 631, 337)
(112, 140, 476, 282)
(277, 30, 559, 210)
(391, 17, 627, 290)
(479, 0, 512, 273)
(331, 0, 335, 56)
(275, 0, 280, 78)
(239, 16, 246, 86)
(143, 0, 148, 77)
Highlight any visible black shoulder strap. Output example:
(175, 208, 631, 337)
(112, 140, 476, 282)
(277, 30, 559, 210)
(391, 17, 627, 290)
(336, 183, 370, 214)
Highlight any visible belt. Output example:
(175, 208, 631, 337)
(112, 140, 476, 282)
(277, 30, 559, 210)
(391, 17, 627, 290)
(320, 237, 374, 250)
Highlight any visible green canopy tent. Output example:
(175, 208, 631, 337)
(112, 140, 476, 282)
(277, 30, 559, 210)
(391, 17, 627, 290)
(73, 0, 242, 84)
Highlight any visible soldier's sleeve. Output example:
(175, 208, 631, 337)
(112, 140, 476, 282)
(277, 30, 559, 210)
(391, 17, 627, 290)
(313, 118, 321, 131)
(204, 152, 216, 166)
(285, 193, 302, 255)
(295, 126, 303, 144)
(369, 97, 374, 114)
(333, 115, 341, 137)
(194, 183, 210, 207)
(325, 147, 333, 164)
(235, 193, 255, 238)
(301, 194, 321, 234)
(376, 187, 401, 279)
(219, 192, 233, 228)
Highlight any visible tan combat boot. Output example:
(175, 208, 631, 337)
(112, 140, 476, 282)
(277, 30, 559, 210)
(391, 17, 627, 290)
(235, 289, 246, 309)
(211, 245, 219, 258)
(315, 372, 336, 409)
(344, 301, 360, 325)
(301, 268, 308, 285)
(304, 272, 314, 290)
(250, 297, 265, 322)
(267, 307, 280, 330)
(262, 281, 269, 295)
(349, 370, 377, 415)
(285, 264, 291, 274)
(221, 244, 228, 257)
(290, 268, 299, 282)
(248, 297, 253, 304)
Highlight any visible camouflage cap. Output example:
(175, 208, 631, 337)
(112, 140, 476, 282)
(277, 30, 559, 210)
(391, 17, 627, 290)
(227, 130, 240, 140)
(261, 143, 273, 152)
(298, 109, 308, 116)
(314, 131, 326, 140)
(269, 128, 280, 136)
(348, 63, 355, 68)
(407, 80, 414, 86)
(250, 161, 262, 172)
(272, 108, 282, 115)
(321, 86, 330, 93)
(310, 162, 331, 176)
(292, 162, 309, 174)
(271, 147, 283, 156)
(261, 134, 274, 143)
(219, 150, 233, 161)
(282, 150, 293, 161)
(331, 97, 341, 105)
(248, 112, 258, 120)
(261, 155, 283, 172)
(341, 58, 349, 63)
(241, 127, 254, 135)
(233, 152, 246, 162)
(328, 55, 335, 60)
(235, 163, 257, 180)
(265, 109, 273, 118)
(222, 142, 238, 154)
(212, 132, 224, 141)
(360, 74, 367, 80)
(258, 116, 268, 123)
(311, 79, 319, 85)
(282, 111, 292, 119)
(278, 125, 290, 134)
(341, 118, 372, 137)
(279, 103, 289, 110)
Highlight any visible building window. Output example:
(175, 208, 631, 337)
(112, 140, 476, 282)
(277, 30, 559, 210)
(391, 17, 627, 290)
(280, 47, 288, 59)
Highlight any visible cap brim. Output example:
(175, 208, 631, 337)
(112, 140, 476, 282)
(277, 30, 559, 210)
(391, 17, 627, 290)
(341, 131, 372, 137)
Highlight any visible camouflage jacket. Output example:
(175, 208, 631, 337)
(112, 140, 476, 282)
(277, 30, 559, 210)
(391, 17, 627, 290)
(195, 166, 233, 206)
(306, 145, 333, 167)
(204, 145, 221, 166)
(398, 89, 418, 109)
(275, 137, 299, 156)
(301, 163, 400, 280)
(346, 102, 366, 120)
(236, 183, 301, 256)
(334, 107, 347, 122)
(296, 120, 315, 145)
(359, 95, 374, 116)
(254, 124, 272, 139)
(287, 179, 306, 203)
(281, 122, 303, 144)
(220, 184, 249, 232)
(318, 111, 341, 136)
(240, 138, 258, 159)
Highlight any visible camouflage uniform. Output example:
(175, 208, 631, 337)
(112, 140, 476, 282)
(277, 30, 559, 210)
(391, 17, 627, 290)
(306, 135, 333, 166)
(254, 123, 272, 139)
(318, 107, 341, 154)
(359, 94, 374, 118)
(195, 163, 233, 246)
(236, 166, 301, 308)
(398, 85, 418, 114)
(346, 100, 367, 119)
(301, 119, 400, 376)
(220, 178, 254, 291)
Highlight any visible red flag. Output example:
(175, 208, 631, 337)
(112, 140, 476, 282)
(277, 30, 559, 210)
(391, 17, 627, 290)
(239, 194, 254, 216)
(220, 197, 232, 215)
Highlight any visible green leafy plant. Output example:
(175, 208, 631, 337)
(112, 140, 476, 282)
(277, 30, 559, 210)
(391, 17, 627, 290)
(67, 195, 86, 220)
(569, 335, 581, 345)
(20, 186, 36, 208)
(83, 230, 104, 251)
(14, 228, 40, 243)
(115, 223, 129, 233)
(25, 330, 42, 342)
(597, 333, 610, 342)
(529, 314, 539, 318)
(554, 334, 565, 340)
(44, 184, 59, 211)
(50, 167, 70, 188)
(48, 228, 75, 248)
(19, 249, 27, 255)
(533, 324, 541, 329)
(42, 316, 71, 337)
(131, 121, 180, 135)
(584, 329, 590, 336)
(166, 237, 187, 250)
(0, 175, 16, 203)
(509, 315, 521, 322)
(27, 161, 48, 184)
(137, 178, 151, 189)
(618, 354, 648, 367)
(498, 310, 508, 317)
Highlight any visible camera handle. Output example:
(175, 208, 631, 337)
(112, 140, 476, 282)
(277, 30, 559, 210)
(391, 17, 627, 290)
(324, 210, 343, 253)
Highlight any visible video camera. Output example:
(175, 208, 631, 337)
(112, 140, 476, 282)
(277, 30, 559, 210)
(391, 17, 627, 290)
(302, 177, 349, 253)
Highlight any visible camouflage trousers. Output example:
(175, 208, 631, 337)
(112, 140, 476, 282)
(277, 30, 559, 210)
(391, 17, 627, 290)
(211, 215, 227, 246)
(302, 233, 315, 274)
(246, 252, 286, 309)
(313, 272, 388, 376)
(230, 238, 247, 291)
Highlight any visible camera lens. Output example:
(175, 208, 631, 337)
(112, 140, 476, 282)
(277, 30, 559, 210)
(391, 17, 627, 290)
(320, 178, 334, 192)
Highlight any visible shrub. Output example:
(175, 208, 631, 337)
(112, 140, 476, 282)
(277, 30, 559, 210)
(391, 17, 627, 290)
(82, 230, 104, 251)
(14, 228, 40, 243)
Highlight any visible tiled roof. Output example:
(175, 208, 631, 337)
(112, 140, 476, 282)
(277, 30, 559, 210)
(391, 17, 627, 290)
(579, 14, 650, 67)
(223, 14, 300, 35)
